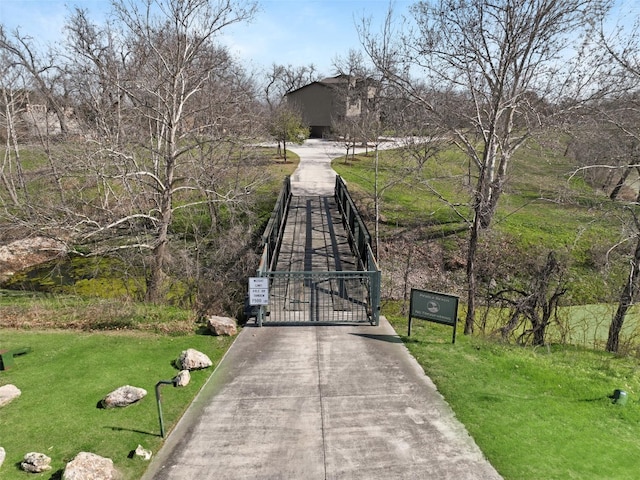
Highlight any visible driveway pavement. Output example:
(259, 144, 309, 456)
(141, 139, 502, 479)
(288, 139, 349, 195)
(288, 138, 398, 195)
(142, 320, 502, 479)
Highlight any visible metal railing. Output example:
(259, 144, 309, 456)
(259, 176, 291, 273)
(335, 176, 376, 272)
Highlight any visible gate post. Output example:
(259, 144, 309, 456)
(371, 270, 381, 326)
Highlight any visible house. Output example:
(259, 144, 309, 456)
(286, 75, 377, 138)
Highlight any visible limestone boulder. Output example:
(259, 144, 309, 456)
(101, 385, 147, 408)
(21, 452, 51, 473)
(176, 349, 212, 370)
(0, 237, 66, 283)
(206, 315, 238, 336)
(134, 445, 152, 461)
(173, 370, 191, 387)
(0, 384, 21, 407)
(63, 452, 119, 480)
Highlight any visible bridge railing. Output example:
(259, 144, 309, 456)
(254, 175, 380, 326)
(258, 176, 291, 274)
(334, 176, 375, 272)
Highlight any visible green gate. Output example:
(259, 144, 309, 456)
(255, 176, 381, 326)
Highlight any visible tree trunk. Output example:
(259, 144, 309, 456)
(607, 233, 640, 352)
(464, 212, 481, 334)
(531, 318, 546, 347)
(146, 187, 171, 303)
(146, 185, 172, 303)
(610, 166, 632, 200)
(283, 137, 288, 162)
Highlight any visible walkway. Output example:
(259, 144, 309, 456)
(141, 140, 502, 479)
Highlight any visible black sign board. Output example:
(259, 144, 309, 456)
(408, 289, 459, 343)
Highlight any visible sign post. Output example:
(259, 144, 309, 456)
(408, 289, 458, 344)
(249, 277, 269, 327)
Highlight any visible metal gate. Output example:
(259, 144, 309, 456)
(259, 270, 378, 325)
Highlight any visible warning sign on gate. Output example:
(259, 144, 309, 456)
(249, 277, 269, 306)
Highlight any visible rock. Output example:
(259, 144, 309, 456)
(206, 315, 238, 336)
(134, 445, 152, 461)
(0, 237, 66, 282)
(0, 384, 21, 407)
(0, 446, 6, 469)
(173, 370, 191, 387)
(63, 452, 118, 480)
(176, 349, 212, 370)
(21, 452, 51, 473)
(101, 385, 147, 408)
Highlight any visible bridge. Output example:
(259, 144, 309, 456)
(254, 175, 381, 326)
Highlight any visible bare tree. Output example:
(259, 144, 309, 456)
(595, 14, 640, 352)
(262, 63, 317, 156)
(263, 63, 318, 109)
(606, 209, 640, 353)
(332, 50, 382, 152)
(492, 251, 568, 346)
(0, 27, 70, 136)
(64, 8, 126, 143)
(61, 0, 258, 302)
(0, 53, 29, 206)
(360, 0, 607, 334)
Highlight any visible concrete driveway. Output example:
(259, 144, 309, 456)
(142, 320, 502, 480)
(288, 138, 398, 196)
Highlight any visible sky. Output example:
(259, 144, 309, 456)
(0, 0, 412, 77)
(2, 0, 640, 79)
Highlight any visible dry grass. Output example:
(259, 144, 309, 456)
(0, 293, 197, 334)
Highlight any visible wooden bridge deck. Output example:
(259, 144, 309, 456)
(275, 196, 358, 273)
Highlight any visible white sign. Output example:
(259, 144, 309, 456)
(249, 277, 269, 305)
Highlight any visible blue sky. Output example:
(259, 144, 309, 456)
(2, 0, 639, 78)
(0, 0, 411, 77)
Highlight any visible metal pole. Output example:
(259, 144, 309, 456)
(155, 380, 175, 438)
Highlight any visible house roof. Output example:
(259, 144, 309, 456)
(285, 75, 355, 96)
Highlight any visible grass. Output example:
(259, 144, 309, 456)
(0, 329, 234, 479)
(0, 291, 197, 333)
(0, 147, 295, 478)
(386, 308, 640, 480)
(334, 145, 623, 248)
(4, 137, 639, 480)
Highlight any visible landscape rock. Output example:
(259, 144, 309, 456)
(63, 452, 119, 480)
(0, 237, 66, 282)
(134, 445, 152, 461)
(176, 348, 212, 370)
(101, 385, 147, 408)
(21, 452, 51, 473)
(206, 315, 238, 336)
(0, 384, 21, 407)
(173, 370, 191, 387)
(0, 446, 6, 469)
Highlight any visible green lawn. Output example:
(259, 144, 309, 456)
(386, 310, 640, 480)
(0, 329, 234, 479)
(3, 315, 639, 480)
